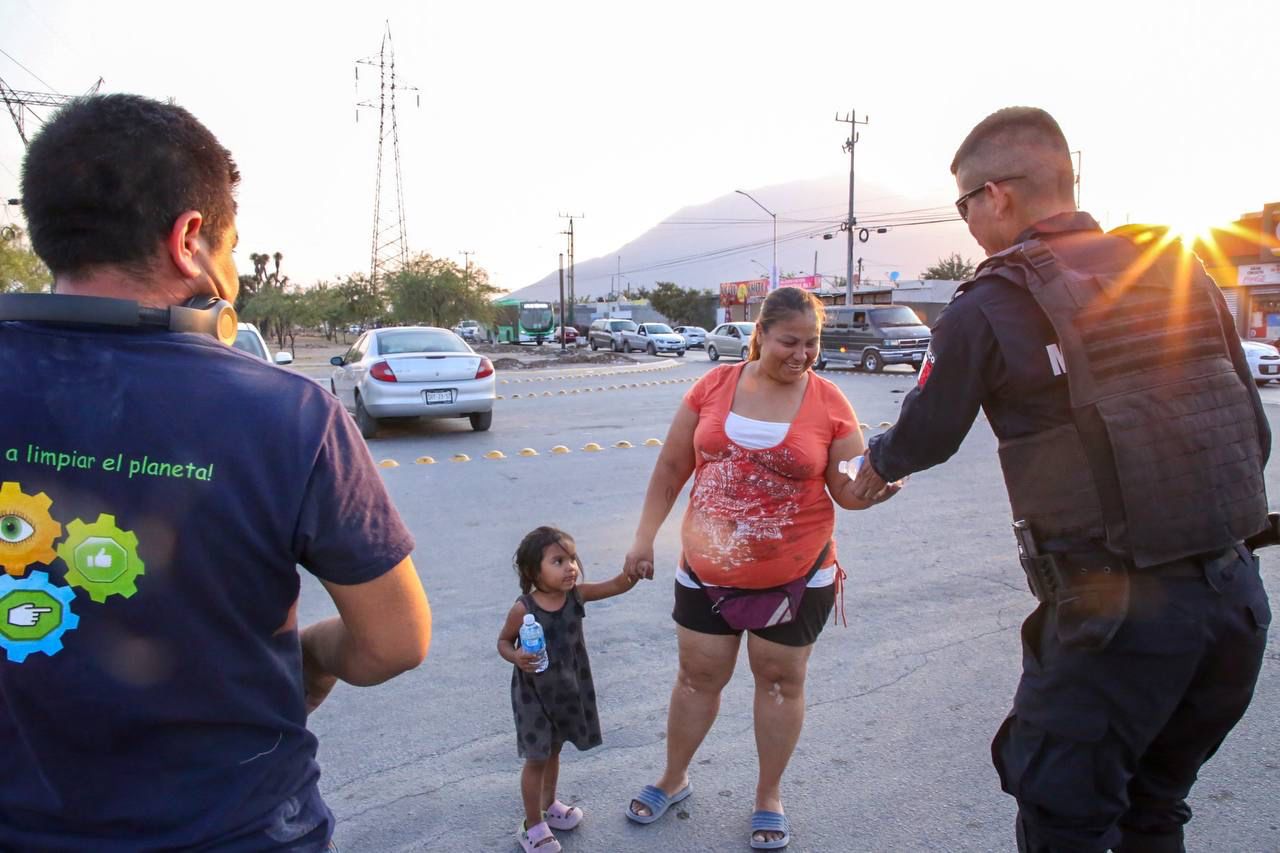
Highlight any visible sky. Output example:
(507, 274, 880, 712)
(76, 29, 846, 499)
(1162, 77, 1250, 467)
(2, 0, 1277, 292)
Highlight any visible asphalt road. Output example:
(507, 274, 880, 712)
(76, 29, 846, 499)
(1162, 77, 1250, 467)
(294, 353, 1280, 853)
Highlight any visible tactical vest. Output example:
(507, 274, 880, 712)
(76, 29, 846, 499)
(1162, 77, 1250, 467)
(976, 235, 1268, 568)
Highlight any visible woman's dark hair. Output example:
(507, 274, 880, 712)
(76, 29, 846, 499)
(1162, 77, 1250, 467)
(747, 286, 825, 360)
(513, 526, 578, 595)
(20, 93, 240, 277)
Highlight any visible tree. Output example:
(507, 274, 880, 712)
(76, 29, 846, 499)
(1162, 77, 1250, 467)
(384, 253, 501, 327)
(0, 226, 52, 293)
(647, 281, 717, 328)
(921, 253, 976, 280)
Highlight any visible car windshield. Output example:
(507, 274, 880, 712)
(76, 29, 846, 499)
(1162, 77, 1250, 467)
(231, 330, 266, 360)
(376, 330, 470, 355)
(870, 306, 925, 327)
(735, 323, 755, 334)
(645, 324, 674, 334)
(611, 320, 638, 331)
(520, 304, 554, 333)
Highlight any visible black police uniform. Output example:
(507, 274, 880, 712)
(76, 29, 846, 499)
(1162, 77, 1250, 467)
(868, 211, 1274, 853)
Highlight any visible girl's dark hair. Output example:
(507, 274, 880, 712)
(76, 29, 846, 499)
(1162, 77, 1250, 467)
(747, 286, 825, 360)
(513, 526, 577, 595)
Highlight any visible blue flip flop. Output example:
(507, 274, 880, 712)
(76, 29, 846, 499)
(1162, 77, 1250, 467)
(625, 783, 692, 825)
(750, 810, 791, 849)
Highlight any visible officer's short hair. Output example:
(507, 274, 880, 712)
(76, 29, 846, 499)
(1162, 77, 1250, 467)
(21, 93, 240, 277)
(950, 107, 1074, 202)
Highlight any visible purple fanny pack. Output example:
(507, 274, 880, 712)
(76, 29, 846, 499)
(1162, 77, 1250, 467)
(686, 544, 830, 631)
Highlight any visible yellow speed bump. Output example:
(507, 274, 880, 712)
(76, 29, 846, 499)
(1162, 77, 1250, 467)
(543, 391, 553, 397)
(484, 450, 507, 460)
(415, 456, 437, 465)
(500, 379, 509, 384)
(643, 438, 663, 447)
(878, 421, 893, 428)
(518, 448, 539, 457)
(614, 440, 634, 449)
(451, 453, 471, 463)
(558, 390, 567, 395)
(377, 459, 399, 468)
(859, 423, 870, 430)
(582, 442, 604, 452)
(551, 445, 571, 454)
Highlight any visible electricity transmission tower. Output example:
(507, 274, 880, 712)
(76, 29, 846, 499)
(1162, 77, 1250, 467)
(356, 23, 418, 291)
(1, 76, 103, 145)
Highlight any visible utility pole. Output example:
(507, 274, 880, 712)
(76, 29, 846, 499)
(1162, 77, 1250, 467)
(835, 109, 869, 305)
(459, 250, 474, 289)
(559, 212, 584, 309)
(558, 253, 566, 352)
(356, 22, 419, 294)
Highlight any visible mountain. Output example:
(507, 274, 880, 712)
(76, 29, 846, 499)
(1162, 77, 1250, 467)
(503, 175, 976, 301)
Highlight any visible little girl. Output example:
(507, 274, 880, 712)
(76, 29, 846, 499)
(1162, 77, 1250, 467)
(497, 525, 638, 853)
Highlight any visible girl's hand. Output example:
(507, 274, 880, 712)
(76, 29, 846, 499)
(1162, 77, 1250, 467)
(514, 649, 542, 673)
(624, 538, 656, 581)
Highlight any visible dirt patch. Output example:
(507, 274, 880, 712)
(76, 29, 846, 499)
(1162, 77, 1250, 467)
(492, 351, 639, 370)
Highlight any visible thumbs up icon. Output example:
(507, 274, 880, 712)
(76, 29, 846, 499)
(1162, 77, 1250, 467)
(8, 603, 53, 627)
(86, 548, 114, 569)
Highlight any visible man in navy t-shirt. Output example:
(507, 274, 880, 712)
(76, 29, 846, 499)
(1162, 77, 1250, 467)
(0, 94, 432, 850)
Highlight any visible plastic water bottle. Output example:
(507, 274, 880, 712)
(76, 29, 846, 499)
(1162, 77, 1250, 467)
(837, 455, 865, 478)
(519, 614, 549, 673)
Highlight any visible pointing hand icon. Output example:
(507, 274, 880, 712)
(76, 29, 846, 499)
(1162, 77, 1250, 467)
(8, 603, 53, 627)
(86, 548, 114, 569)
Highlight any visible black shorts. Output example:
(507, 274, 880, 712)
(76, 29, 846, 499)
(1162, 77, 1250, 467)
(672, 579, 835, 647)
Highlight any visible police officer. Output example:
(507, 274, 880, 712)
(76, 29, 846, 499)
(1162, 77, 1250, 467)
(851, 106, 1274, 852)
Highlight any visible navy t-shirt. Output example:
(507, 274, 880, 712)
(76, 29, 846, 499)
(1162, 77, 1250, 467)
(0, 322, 415, 851)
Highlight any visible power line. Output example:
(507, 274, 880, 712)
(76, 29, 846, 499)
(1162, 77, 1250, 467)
(0, 47, 59, 94)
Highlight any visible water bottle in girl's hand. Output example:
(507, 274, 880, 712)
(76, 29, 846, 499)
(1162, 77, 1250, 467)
(837, 455, 865, 478)
(519, 614, 549, 673)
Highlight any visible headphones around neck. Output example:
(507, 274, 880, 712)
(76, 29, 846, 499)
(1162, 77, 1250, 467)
(0, 293, 239, 345)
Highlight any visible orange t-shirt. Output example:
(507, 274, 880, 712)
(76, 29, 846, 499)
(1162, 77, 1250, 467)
(680, 361, 856, 589)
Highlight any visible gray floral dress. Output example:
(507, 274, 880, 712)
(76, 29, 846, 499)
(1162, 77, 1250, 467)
(511, 588, 602, 760)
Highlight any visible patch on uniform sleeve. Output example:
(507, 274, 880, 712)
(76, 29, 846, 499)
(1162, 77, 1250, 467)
(917, 346, 935, 387)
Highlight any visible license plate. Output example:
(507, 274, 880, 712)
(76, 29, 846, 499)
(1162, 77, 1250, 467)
(425, 390, 453, 404)
(1264, 366, 1278, 375)
(912, 354, 923, 363)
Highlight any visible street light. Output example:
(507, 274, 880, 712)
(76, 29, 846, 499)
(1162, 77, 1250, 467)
(748, 259, 769, 277)
(736, 189, 777, 289)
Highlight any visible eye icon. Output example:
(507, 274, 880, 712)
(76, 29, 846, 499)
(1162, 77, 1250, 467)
(0, 515, 34, 545)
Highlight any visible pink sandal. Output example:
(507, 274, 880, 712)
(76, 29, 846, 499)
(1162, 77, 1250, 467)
(544, 800, 583, 831)
(518, 819, 561, 852)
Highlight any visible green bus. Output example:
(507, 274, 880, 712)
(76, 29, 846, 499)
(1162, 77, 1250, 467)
(493, 298, 556, 345)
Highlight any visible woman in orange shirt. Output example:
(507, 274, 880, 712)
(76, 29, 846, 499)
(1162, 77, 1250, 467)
(623, 286, 897, 850)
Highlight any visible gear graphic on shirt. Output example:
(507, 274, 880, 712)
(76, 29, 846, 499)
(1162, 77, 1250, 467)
(0, 570, 79, 662)
(56, 514, 145, 603)
(0, 481, 62, 577)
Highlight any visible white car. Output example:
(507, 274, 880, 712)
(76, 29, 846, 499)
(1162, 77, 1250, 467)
(1242, 339, 1280, 386)
(232, 322, 294, 365)
(330, 326, 496, 438)
(672, 325, 708, 349)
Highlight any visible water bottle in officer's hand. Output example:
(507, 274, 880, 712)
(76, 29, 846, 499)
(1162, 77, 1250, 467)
(837, 455, 865, 478)
(519, 614, 549, 673)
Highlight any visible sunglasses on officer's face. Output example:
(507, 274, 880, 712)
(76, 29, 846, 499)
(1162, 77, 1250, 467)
(954, 175, 1025, 221)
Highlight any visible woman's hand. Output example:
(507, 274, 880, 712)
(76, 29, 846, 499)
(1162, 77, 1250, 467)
(624, 538, 656, 581)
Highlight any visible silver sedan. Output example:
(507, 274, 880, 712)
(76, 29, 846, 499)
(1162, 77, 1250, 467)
(330, 327, 496, 438)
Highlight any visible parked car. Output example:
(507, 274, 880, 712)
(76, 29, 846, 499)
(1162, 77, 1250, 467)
(552, 325, 579, 345)
(622, 322, 686, 356)
(1243, 339, 1280, 386)
(815, 304, 930, 372)
(705, 322, 756, 361)
(232, 322, 294, 365)
(329, 326, 496, 438)
(672, 325, 708, 349)
(452, 319, 482, 342)
(588, 317, 638, 352)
